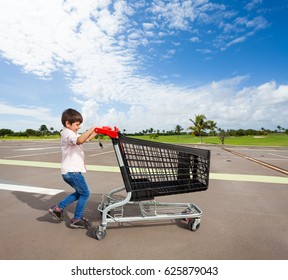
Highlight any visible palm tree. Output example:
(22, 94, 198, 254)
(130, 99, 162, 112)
(188, 114, 208, 143)
(206, 120, 217, 136)
(175, 125, 184, 136)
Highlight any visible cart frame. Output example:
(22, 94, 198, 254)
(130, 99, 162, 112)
(93, 126, 210, 240)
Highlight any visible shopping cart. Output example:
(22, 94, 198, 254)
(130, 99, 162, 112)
(93, 126, 210, 240)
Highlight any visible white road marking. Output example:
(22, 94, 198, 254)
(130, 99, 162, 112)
(14, 147, 59, 151)
(4, 151, 60, 159)
(0, 183, 64, 195)
(268, 153, 288, 159)
(89, 150, 115, 157)
(232, 148, 288, 152)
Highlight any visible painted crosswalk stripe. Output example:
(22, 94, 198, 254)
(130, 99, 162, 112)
(0, 183, 64, 195)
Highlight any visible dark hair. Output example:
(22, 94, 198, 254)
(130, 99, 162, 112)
(61, 108, 83, 127)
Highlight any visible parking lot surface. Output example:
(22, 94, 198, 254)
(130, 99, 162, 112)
(0, 140, 288, 260)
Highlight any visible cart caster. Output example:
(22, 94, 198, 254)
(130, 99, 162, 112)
(187, 218, 200, 231)
(93, 226, 107, 240)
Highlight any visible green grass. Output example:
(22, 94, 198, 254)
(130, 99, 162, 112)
(1, 133, 288, 146)
(221, 134, 288, 146)
(0, 135, 61, 140)
(131, 133, 288, 146)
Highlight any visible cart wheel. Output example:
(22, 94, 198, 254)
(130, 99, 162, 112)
(93, 226, 106, 240)
(188, 218, 201, 231)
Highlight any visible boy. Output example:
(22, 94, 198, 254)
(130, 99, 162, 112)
(49, 108, 97, 229)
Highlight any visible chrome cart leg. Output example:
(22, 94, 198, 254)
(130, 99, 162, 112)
(99, 186, 126, 209)
(94, 192, 132, 241)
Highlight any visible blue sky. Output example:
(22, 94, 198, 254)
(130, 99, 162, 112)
(0, 0, 288, 133)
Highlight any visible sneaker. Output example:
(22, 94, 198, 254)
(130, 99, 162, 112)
(70, 217, 92, 229)
(48, 205, 64, 221)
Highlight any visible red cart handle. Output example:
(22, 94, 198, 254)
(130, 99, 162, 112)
(94, 126, 120, 138)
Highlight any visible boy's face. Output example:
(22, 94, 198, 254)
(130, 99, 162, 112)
(66, 121, 81, 133)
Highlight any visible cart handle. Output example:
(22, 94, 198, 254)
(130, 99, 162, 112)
(94, 126, 119, 138)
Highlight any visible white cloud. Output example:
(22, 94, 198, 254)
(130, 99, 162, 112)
(150, 0, 226, 31)
(196, 48, 212, 54)
(73, 76, 288, 132)
(245, 0, 263, 11)
(0, 0, 286, 133)
(0, 103, 49, 117)
(190, 36, 200, 42)
(218, 15, 269, 50)
(143, 23, 154, 30)
(226, 36, 247, 48)
(246, 16, 269, 30)
(0, 102, 59, 130)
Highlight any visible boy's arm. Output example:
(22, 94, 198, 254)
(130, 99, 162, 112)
(86, 131, 97, 142)
(76, 127, 96, 145)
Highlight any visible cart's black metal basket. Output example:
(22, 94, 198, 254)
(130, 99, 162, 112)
(112, 133, 210, 201)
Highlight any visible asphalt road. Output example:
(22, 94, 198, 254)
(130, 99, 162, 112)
(0, 139, 288, 260)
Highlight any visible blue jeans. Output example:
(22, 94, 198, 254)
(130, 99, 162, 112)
(58, 172, 90, 220)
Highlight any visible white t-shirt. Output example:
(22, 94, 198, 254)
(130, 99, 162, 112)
(61, 127, 86, 174)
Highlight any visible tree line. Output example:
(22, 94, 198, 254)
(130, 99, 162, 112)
(0, 125, 59, 138)
(1, 115, 287, 141)
(131, 114, 288, 143)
